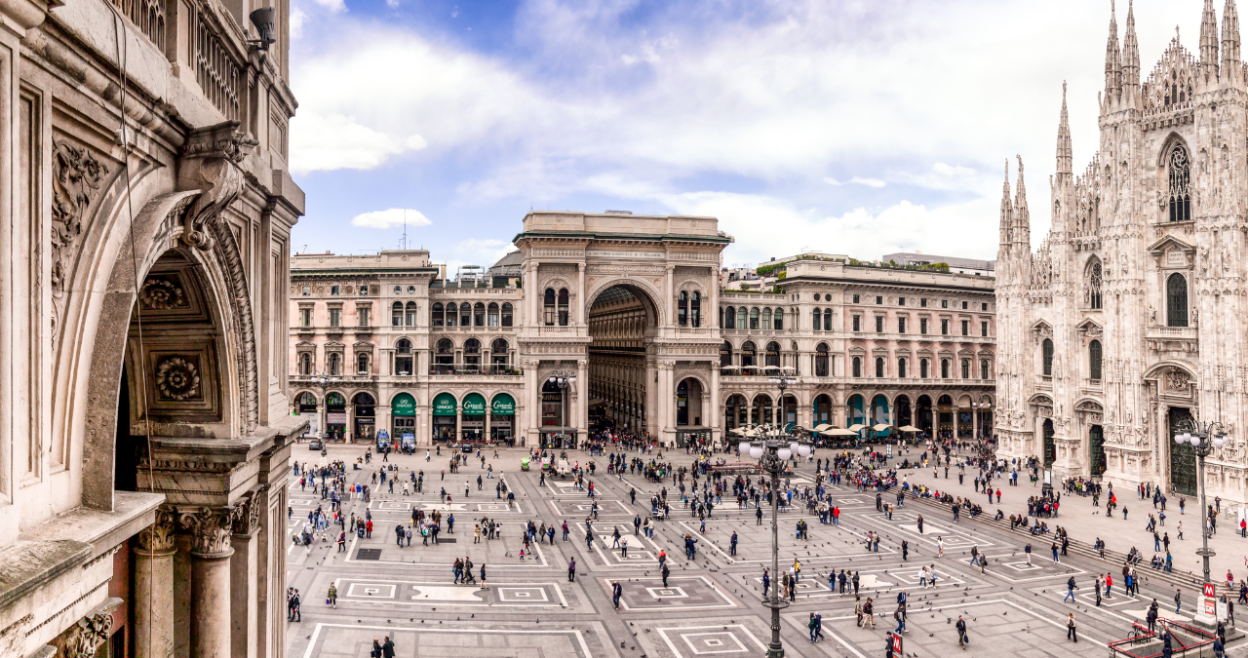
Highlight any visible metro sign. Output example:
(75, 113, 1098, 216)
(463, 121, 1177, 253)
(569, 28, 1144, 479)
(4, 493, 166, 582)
(1204, 583, 1217, 598)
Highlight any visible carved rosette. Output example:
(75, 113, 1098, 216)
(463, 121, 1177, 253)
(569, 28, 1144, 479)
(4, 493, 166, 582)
(136, 506, 178, 554)
(180, 506, 235, 558)
(155, 356, 202, 401)
(64, 611, 114, 658)
(139, 276, 186, 310)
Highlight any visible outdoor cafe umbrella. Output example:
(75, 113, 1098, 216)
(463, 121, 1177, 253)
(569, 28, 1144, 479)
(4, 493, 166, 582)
(896, 425, 922, 433)
(872, 423, 892, 432)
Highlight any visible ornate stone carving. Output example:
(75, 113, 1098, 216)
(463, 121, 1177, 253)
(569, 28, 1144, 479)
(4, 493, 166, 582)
(137, 506, 178, 553)
(1166, 367, 1191, 393)
(51, 141, 109, 332)
(64, 610, 114, 658)
(155, 356, 202, 401)
(180, 506, 235, 557)
(177, 121, 257, 251)
(232, 491, 265, 537)
(139, 276, 187, 310)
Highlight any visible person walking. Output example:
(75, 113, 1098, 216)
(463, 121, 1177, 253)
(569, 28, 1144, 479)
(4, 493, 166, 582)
(327, 583, 337, 609)
(956, 615, 968, 648)
(1064, 576, 1077, 603)
(1024, 542, 1032, 565)
(568, 557, 577, 582)
(612, 581, 623, 610)
(1067, 613, 1078, 643)
(1175, 588, 1183, 614)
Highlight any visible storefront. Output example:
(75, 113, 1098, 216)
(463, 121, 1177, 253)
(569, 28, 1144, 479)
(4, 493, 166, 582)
(391, 392, 416, 448)
(296, 392, 318, 437)
(432, 392, 457, 442)
(353, 392, 376, 442)
(491, 393, 515, 444)
(461, 393, 486, 441)
(325, 392, 347, 441)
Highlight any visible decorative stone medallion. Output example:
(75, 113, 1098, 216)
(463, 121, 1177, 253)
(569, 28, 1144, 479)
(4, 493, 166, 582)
(155, 356, 202, 402)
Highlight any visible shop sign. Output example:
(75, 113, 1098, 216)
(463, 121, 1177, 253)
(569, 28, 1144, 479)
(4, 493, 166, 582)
(461, 421, 484, 428)
(392, 393, 417, 416)
(432, 393, 457, 416)
(491, 394, 516, 415)
(492, 420, 512, 428)
(355, 417, 375, 424)
(327, 412, 347, 424)
(462, 393, 486, 416)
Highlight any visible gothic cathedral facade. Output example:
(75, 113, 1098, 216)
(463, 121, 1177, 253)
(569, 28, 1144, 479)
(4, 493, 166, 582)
(997, 0, 1248, 504)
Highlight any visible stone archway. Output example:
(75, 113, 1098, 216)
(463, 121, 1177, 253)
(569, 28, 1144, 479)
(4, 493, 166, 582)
(587, 283, 660, 434)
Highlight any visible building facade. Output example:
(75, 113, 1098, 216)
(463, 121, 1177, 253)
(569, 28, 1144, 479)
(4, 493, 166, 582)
(290, 214, 995, 449)
(995, 0, 1248, 504)
(0, 0, 303, 656)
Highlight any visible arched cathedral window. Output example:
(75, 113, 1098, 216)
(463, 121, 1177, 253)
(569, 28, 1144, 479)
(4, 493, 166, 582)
(1168, 145, 1191, 222)
(1086, 258, 1103, 310)
(1042, 338, 1054, 377)
(1167, 273, 1189, 327)
(1089, 340, 1102, 381)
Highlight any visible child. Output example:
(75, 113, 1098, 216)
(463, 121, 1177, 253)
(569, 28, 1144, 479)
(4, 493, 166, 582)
(519, 549, 525, 562)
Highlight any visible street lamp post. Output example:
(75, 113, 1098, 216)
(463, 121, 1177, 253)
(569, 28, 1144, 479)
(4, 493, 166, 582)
(740, 414, 812, 658)
(1173, 417, 1227, 629)
(311, 372, 340, 441)
(548, 375, 576, 448)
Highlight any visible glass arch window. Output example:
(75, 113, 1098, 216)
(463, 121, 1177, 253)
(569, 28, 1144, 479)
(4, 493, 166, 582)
(875, 357, 885, 378)
(719, 341, 733, 368)
(980, 359, 989, 380)
(463, 338, 481, 372)
(391, 301, 403, 327)
(898, 357, 907, 378)
(690, 292, 701, 327)
(941, 359, 950, 378)
(434, 338, 453, 373)
(852, 357, 861, 378)
(740, 341, 756, 373)
(736, 307, 747, 331)
(357, 352, 369, 374)
(1168, 144, 1191, 222)
(557, 289, 569, 326)
(460, 303, 471, 328)
(1087, 258, 1103, 309)
(327, 353, 340, 375)
(961, 359, 970, 379)
(474, 302, 485, 327)
(724, 306, 735, 329)
(1042, 338, 1054, 376)
(765, 341, 780, 368)
(431, 302, 444, 327)
(491, 338, 510, 370)
(299, 353, 312, 375)
(678, 291, 689, 327)
(487, 302, 499, 327)
(920, 359, 929, 378)
(405, 301, 418, 326)
(543, 289, 556, 325)
(823, 309, 832, 330)
(761, 308, 772, 330)
(749, 307, 759, 330)
(1089, 339, 1103, 380)
(774, 308, 784, 331)
(812, 308, 822, 330)
(815, 343, 829, 377)
(1167, 273, 1188, 327)
(445, 302, 458, 327)
(501, 303, 513, 327)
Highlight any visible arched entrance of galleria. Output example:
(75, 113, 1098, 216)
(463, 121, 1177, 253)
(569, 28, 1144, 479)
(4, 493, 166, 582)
(515, 211, 731, 447)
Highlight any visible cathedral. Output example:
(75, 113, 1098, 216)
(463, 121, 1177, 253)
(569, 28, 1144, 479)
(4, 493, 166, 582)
(996, 0, 1248, 504)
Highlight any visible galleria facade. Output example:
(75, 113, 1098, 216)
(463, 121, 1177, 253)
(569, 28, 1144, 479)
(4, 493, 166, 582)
(995, 0, 1248, 505)
(289, 212, 997, 450)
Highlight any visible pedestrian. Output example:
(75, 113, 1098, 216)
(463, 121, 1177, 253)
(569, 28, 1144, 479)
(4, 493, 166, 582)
(1064, 576, 1077, 603)
(956, 615, 968, 648)
(1175, 588, 1182, 613)
(568, 557, 576, 582)
(1067, 613, 1078, 643)
(1025, 542, 1032, 564)
(612, 581, 623, 610)
(327, 583, 337, 609)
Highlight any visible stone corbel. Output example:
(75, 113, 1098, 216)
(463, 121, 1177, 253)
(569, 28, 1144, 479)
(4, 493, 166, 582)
(180, 505, 236, 558)
(176, 121, 258, 251)
(63, 597, 121, 658)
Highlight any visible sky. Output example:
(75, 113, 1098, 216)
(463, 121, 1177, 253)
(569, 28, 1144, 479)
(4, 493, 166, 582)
(287, 0, 1222, 271)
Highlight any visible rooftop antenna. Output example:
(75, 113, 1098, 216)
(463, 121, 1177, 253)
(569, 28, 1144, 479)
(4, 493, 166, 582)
(399, 208, 408, 250)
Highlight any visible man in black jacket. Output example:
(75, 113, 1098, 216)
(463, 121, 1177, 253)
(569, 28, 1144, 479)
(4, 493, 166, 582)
(381, 636, 395, 658)
(956, 616, 968, 648)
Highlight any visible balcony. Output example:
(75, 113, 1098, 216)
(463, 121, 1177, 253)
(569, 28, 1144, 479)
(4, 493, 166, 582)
(1145, 325, 1198, 353)
(325, 326, 344, 336)
(429, 366, 523, 376)
(289, 374, 378, 385)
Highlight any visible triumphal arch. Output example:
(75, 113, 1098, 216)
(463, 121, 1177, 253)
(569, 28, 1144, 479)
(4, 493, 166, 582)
(514, 212, 732, 448)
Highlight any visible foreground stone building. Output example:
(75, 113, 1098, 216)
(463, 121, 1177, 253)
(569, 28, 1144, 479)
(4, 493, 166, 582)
(0, 0, 303, 655)
(289, 214, 995, 449)
(996, 0, 1248, 503)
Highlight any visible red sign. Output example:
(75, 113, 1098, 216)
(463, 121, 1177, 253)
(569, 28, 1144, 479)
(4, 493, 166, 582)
(1205, 583, 1217, 598)
(892, 634, 903, 653)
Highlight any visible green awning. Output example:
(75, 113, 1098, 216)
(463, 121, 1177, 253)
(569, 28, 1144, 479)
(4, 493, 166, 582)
(462, 393, 486, 416)
(432, 393, 457, 416)
(491, 393, 516, 415)
(391, 392, 416, 416)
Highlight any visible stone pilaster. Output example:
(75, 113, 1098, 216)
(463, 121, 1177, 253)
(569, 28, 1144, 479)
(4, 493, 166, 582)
(181, 506, 235, 658)
(134, 507, 178, 658)
(230, 492, 263, 658)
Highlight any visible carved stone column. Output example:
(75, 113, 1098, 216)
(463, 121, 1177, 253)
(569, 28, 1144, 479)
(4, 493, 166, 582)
(133, 507, 177, 658)
(181, 506, 235, 658)
(230, 493, 263, 658)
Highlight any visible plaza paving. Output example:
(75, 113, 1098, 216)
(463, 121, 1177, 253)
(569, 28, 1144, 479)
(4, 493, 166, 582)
(284, 446, 1236, 658)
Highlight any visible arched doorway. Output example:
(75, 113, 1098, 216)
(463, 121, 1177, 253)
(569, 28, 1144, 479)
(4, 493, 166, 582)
(724, 394, 748, 430)
(1089, 425, 1105, 477)
(461, 393, 486, 440)
(296, 392, 318, 437)
(1043, 418, 1056, 469)
(916, 395, 934, 434)
(353, 392, 376, 442)
(491, 393, 516, 444)
(846, 394, 866, 428)
(780, 395, 797, 428)
(540, 379, 574, 449)
(895, 395, 912, 428)
(937, 394, 954, 436)
(393, 392, 418, 447)
(751, 394, 773, 425)
(325, 392, 347, 441)
(812, 394, 833, 429)
(1168, 407, 1197, 495)
(587, 284, 658, 435)
(676, 378, 707, 447)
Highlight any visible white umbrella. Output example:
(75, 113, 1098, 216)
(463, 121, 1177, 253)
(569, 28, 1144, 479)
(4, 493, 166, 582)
(897, 425, 922, 433)
(827, 428, 858, 437)
(872, 423, 891, 432)
(846, 424, 867, 433)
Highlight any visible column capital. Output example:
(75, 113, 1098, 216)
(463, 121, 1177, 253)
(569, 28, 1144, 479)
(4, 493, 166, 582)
(64, 598, 121, 658)
(136, 506, 179, 555)
(180, 505, 235, 558)
(578, 263, 586, 272)
(231, 489, 266, 538)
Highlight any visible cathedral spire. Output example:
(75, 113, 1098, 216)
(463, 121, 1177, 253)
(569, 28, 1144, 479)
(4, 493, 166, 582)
(1105, 0, 1122, 100)
(1123, 0, 1140, 93)
(999, 159, 1013, 247)
(1013, 155, 1029, 241)
(1056, 82, 1072, 177)
(1200, 0, 1221, 82)
(1224, 0, 1241, 86)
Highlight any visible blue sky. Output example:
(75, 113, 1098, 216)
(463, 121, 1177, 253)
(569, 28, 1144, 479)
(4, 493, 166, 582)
(288, 0, 1221, 270)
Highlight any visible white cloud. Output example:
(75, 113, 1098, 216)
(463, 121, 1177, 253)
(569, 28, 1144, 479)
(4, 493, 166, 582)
(385, 0, 398, 7)
(350, 208, 433, 229)
(310, 0, 346, 13)
(290, 112, 427, 174)
(290, 8, 306, 39)
(824, 176, 887, 188)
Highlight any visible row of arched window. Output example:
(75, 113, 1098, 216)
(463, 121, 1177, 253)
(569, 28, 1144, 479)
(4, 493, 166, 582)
(544, 288, 569, 326)
(428, 302, 514, 328)
(720, 307, 786, 331)
(849, 356, 990, 380)
(678, 291, 702, 327)
(433, 337, 512, 374)
(298, 351, 371, 376)
(1041, 338, 1103, 380)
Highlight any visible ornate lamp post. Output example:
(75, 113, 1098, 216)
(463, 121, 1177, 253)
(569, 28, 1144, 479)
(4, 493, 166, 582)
(311, 372, 339, 441)
(548, 375, 576, 448)
(1173, 417, 1227, 629)
(739, 417, 813, 658)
